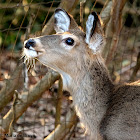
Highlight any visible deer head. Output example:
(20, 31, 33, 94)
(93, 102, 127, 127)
(23, 9, 140, 140)
(23, 8, 105, 90)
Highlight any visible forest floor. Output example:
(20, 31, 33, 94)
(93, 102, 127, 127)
(0, 49, 140, 140)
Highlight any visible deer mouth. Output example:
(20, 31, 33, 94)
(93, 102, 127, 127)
(24, 38, 46, 59)
(24, 47, 44, 58)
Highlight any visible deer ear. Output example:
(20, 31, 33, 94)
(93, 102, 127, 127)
(85, 12, 105, 53)
(54, 8, 71, 33)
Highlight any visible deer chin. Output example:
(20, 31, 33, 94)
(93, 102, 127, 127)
(37, 57, 73, 91)
(24, 47, 38, 58)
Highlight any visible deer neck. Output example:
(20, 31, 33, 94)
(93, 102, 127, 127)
(67, 54, 114, 99)
(65, 54, 114, 136)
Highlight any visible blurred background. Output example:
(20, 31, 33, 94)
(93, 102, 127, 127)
(0, 0, 140, 139)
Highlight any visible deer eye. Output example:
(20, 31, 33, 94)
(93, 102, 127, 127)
(65, 38, 74, 46)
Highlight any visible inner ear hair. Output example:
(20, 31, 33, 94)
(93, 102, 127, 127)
(85, 11, 105, 53)
(85, 12, 100, 44)
(54, 8, 71, 33)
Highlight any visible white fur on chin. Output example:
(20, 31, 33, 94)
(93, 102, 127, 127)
(24, 47, 38, 58)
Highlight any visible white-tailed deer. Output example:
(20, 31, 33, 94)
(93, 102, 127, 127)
(23, 8, 140, 140)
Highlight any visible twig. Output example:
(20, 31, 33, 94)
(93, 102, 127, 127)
(114, 61, 136, 84)
(0, 1, 139, 15)
(23, 64, 29, 91)
(55, 77, 63, 128)
(66, 120, 78, 140)
(0, 71, 60, 135)
(42, 0, 55, 30)
(44, 108, 77, 140)
(80, 0, 86, 29)
(23, 13, 35, 91)
(98, 0, 140, 15)
(100, 1, 112, 29)
(102, 19, 113, 60)
(0, 64, 23, 112)
(117, 61, 136, 75)
(42, 0, 79, 35)
(24, 13, 35, 40)
(8, 90, 20, 136)
(105, 0, 127, 65)
(100, 1, 113, 58)
(130, 50, 140, 81)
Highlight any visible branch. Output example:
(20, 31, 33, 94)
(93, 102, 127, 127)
(80, 0, 86, 28)
(0, 3, 56, 12)
(105, 0, 127, 64)
(97, 0, 140, 15)
(55, 77, 63, 127)
(100, 1, 112, 29)
(0, 71, 60, 135)
(1, 1, 139, 15)
(24, 13, 35, 40)
(41, 0, 79, 35)
(0, 64, 23, 112)
(44, 108, 77, 140)
(130, 49, 140, 81)
(100, 1, 113, 58)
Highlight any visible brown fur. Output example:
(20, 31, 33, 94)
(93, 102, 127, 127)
(24, 9, 140, 140)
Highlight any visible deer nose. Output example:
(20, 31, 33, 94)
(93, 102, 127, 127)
(25, 39, 35, 49)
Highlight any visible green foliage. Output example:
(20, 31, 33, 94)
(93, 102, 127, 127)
(0, 0, 139, 52)
(0, 0, 60, 52)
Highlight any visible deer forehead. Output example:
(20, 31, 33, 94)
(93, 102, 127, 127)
(61, 33, 80, 44)
(34, 33, 83, 51)
(61, 33, 78, 40)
